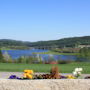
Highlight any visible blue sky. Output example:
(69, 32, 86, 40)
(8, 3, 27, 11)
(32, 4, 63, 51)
(0, 0, 90, 42)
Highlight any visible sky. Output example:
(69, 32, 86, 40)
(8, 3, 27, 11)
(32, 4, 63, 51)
(0, 0, 90, 42)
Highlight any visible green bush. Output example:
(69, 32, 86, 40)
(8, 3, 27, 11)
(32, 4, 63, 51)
(58, 60, 73, 64)
(77, 47, 90, 62)
(0, 49, 4, 63)
(3, 51, 12, 63)
(16, 55, 43, 64)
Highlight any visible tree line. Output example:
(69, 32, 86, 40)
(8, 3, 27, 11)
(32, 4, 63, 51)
(0, 36, 90, 49)
(77, 47, 90, 62)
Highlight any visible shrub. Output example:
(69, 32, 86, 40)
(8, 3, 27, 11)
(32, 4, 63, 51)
(77, 47, 90, 62)
(58, 60, 72, 64)
(17, 55, 42, 64)
(49, 61, 58, 64)
(3, 51, 12, 63)
(0, 49, 4, 63)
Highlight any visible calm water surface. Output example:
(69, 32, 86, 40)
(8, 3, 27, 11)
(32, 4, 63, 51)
(2, 49, 77, 61)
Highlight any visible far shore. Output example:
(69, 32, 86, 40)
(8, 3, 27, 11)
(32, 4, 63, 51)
(33, 51, 79, 55)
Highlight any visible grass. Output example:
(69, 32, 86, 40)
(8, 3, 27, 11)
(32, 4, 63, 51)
(33, 51, 79, 55)
(0, 62, 90, 74)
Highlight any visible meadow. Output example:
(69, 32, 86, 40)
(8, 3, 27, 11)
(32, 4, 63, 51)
(0, 62, 90, 74)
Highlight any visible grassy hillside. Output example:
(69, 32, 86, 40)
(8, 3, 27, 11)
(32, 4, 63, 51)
(0, 36, 90, 49)
(29, 36, 90, 48)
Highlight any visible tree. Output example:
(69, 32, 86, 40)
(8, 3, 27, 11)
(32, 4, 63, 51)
(3, 51, 12, 63)
(0, 49, 4, 62)
(75, 41, 81, 48)
(36, 54, 43, 63)
(77, 47, 90, 61)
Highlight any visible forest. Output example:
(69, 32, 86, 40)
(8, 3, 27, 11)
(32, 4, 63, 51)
(0, 36, 90, 49)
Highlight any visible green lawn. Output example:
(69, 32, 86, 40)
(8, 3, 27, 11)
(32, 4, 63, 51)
(0, 62, 90, 74)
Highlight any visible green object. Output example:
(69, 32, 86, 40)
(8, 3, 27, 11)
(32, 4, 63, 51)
(0, 49, 4, 63)
(0, 62, 89, 73)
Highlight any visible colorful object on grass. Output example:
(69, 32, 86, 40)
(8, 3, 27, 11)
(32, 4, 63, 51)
(73, 68, 83, 78)
(85, 76, 90, 79)
(23, 69, 34, 79)
(8, 67, 84, 80)
(60, 75, 67, 79)
(9, 75, 22, 79)
(66, 75, 76, 79)
(24, 70, 34, 74)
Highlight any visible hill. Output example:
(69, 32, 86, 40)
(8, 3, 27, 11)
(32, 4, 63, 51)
(28, 36, 90, 48)
(0, 36, 90, 49)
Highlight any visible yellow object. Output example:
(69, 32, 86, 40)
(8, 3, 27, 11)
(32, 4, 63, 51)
(24, 70, 28, 73)
(66, 75, 76, 79)
(27, 74, 33, 79)
(24, 70, 34, 74)
(23, 73, 27, 78)
(29, 70, 34, 74)
(23, 69, 34, 79)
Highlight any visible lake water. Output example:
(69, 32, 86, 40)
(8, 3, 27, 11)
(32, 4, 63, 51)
(2, 49, 77, 61)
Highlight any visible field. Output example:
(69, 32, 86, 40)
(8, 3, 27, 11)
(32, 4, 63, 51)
(0, 62, 90, 74)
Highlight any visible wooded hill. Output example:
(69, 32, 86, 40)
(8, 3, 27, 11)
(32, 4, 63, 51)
(28, 36, 90, 48)
(0, 36, 90, 48)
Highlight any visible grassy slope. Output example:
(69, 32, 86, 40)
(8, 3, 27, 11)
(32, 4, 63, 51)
(0, 62, 90, 74)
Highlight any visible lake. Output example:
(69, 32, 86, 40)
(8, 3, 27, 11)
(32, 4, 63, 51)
(2, 49, 77, 61)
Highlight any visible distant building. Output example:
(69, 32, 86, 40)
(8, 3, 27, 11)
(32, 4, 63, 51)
(78, 45, 90, 48)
